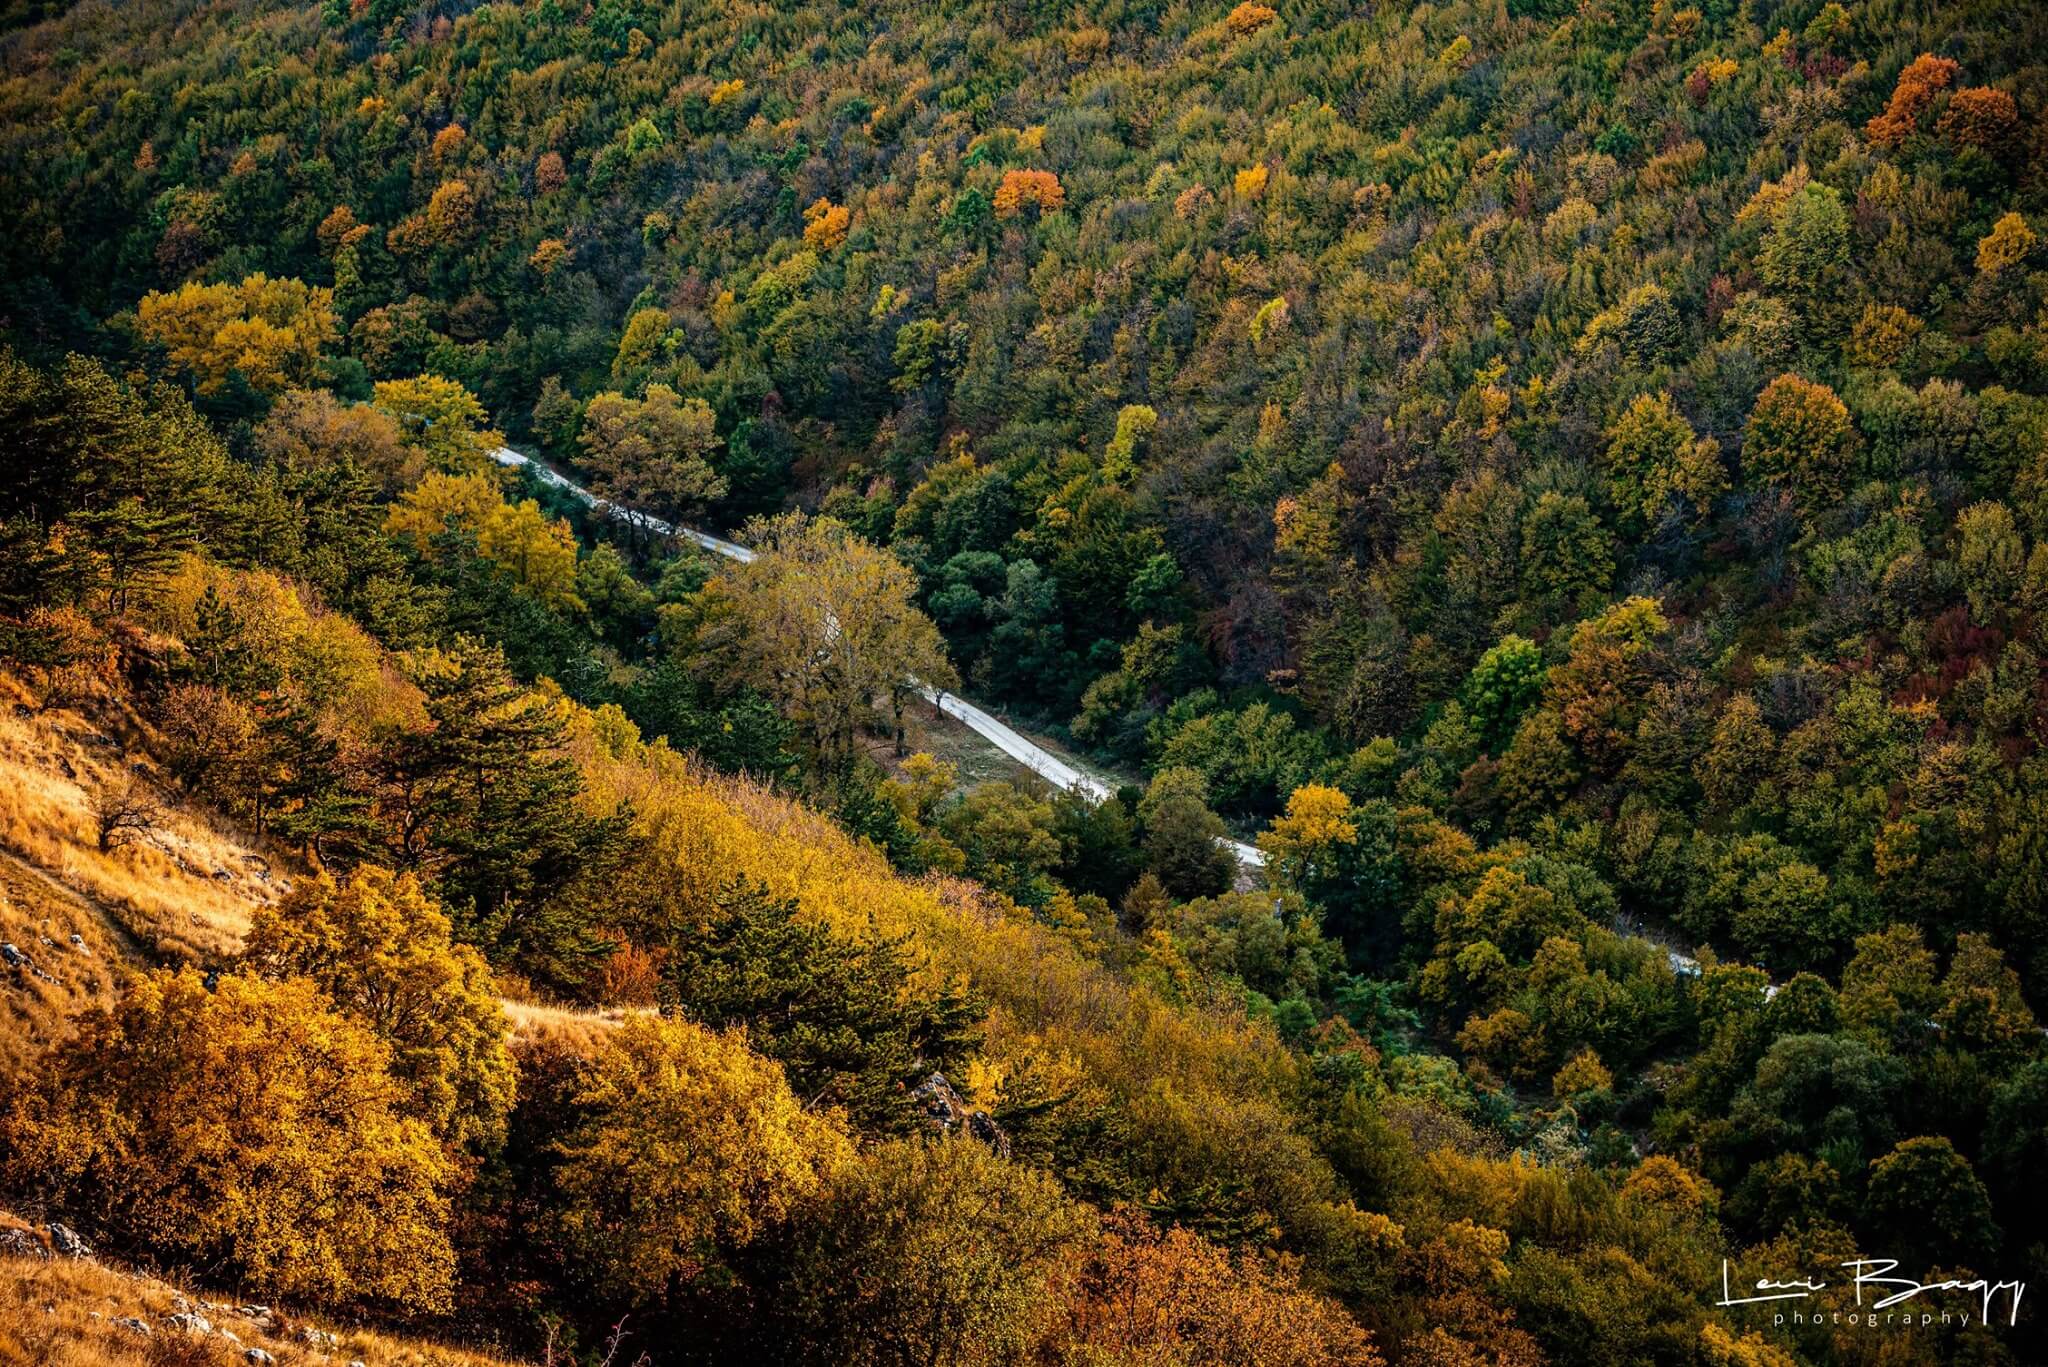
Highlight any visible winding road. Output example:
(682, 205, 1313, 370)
(492, 447, 1268, 871)
(496, 449, 1733, 971)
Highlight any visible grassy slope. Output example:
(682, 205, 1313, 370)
(0, 1213, 523, 1367)
(0, 667, 289, 1084)
(0, 852, 126, 1084)
(0, 670, 281, 965)
(0, 672, 633, 1366)
(0, 665, 637, 1068)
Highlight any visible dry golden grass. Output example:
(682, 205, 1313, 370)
(0, 1214, 526, 1367)
(0, 668, 638, 1071)
(0, 668, 542, 1367)
(0, 853, 129, 1084)
(499, 997, 649, 1046)
(0, 673, 276, 966)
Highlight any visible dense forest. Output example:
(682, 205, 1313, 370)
(1, 0, 2046, 1360)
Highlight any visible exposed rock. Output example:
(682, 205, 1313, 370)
(300, 1326, 339, 1348)
(69, 933, 87, 953)
(167, 1311, 213, 1336)
(0, 1227, 50, 1260)
(46, 1222, 91, 1259)
(909, 1072, 1011, 1158)
(244, 1350, 276, 1365)
(113, 1316, 151, 1336)
(967, 1110, 1006, 1150)
(1, 942, 22, 967)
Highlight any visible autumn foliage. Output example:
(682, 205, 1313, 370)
(3, 0, 2048, 1359)
(135, 274, 337, 395)
(2, 970, 456, 1313)
(1864, 53, 1959, 147)
(802, 196, 851, 249)
(1225, 2, 1278, 36)
(552, 1014, 852, 1301)
(1936, 85, 2020, 154)
(1742, 373, 1856, 508)
(244, 866, 516, 1153)
(1060, 1210, 1383, 1366)
(992, 168, 1065, 219)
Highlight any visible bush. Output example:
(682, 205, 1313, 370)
(3, 970, 455, 1313)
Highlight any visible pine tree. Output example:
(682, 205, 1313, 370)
(657, 877, 983, 1135)
(372, 638, 629, 963)
(258, 694, 371, 862)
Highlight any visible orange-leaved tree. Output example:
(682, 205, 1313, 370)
(993, 169, 1065, 219)
(1865, 53, 1960, 148)
(1059, 1208, 1384, 1366)
(1, 969, 455, 1312)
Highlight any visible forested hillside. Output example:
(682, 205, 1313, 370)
(2, 0, 2046, 1360)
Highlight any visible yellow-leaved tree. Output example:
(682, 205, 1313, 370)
(771, 1137, 1094, 1364)
(1977, 211, 2037, 276)
(1259, 783, 1358, 887)
(1, 969, 455, 1312)
(1742, 373, 1856, 513)
(244, 865, 515, 1153)
(387, 470, 584, 610)
(552, 1014, 853, 1303)
(803, 196, 852, 249)
(690, 511, 957, 758)
(135, 273, 337, 395)
(372, 374, 504, 475)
